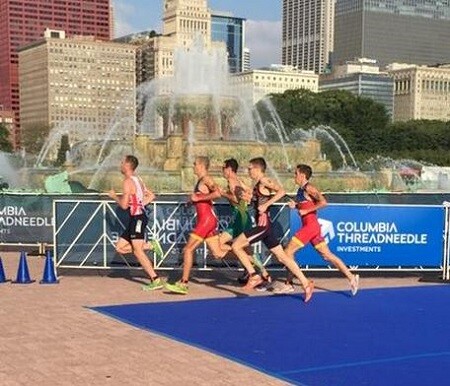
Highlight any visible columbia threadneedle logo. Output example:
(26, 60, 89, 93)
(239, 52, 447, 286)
(318, 218, 335, 243)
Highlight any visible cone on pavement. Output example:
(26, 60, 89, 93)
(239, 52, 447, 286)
(40, 250, 59, 284)
(0, 256, 7, 283)
(13, 251, 33, 284)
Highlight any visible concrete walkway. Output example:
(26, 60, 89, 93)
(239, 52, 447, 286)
(0, 252, 437, 385)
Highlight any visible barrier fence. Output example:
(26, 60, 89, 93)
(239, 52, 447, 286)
(52, 199, 450, 276)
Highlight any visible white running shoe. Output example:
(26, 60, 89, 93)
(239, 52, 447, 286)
(273, 282, 295, 294)
(350, 274, 360, 296)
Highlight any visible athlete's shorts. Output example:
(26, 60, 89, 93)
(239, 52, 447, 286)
(293, 220, 325, 248)
(121, 214, 148, 242)
(191, 214, 218, 240)
(224, 207, 252, 239)
(244, 224, 279, 250)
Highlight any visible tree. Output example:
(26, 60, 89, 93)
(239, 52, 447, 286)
(21, 123, 50, 155)
(54, 134, 70, 166)
(0, 123, 13, 153)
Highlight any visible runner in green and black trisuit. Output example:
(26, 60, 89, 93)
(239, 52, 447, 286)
(215, 158, 271, 284)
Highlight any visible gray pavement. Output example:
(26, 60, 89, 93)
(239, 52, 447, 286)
(0, 251, 437, 385)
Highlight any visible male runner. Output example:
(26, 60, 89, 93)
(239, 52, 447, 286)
(108, 155, 164, 291)
(281, 164, 359, 296)
(216, 158, 270, 282)
(165, 156, 222, 294)
(231, 157, 314, 302)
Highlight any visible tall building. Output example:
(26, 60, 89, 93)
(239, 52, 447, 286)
(211, 12, 245, 73)
(0, 0, 112, 149)
(320, 58, 394, 118)
(334, 0, 450, 67)
(0, 106, 14, 145)
(243, 47, 251, 71)
(119, 0, 226, 86)
(18, 30, 135, 145)
(282, 0, 335, 74)
(231, 64, 319, 104)
(163, 0, 211, 49)
(388, 63, 450, 122)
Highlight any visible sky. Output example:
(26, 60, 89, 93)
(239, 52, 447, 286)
(112, 0, 282, 68)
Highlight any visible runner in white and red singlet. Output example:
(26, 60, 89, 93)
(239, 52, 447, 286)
(108, 155, 164, 291)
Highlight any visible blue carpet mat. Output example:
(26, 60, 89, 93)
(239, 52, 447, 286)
(91, 285, 450, 386)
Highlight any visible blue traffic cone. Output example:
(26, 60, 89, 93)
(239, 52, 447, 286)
(13, 251, 33, 284)
(0, 256, 7, 283)
(40, 250, 59, 284)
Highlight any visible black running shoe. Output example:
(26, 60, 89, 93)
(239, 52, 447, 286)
(237, 271, 249, 284)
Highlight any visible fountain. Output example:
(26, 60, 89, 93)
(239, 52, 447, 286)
(15, 33, 435, 193)
(18, 34, 340, 193)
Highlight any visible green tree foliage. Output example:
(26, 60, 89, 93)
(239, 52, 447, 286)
(263, 88, 450, 167)
(54, 134, 70, 166)
(21, 123, 50, 155)
(0, 123, 13, 153)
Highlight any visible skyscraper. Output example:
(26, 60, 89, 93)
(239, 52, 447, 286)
(0, 0, 112, 149)
(334, 0, 450, 67)
(19, 30, 135, 145)
(211, 12, 245, 73)
(163, 0, 211, 49)
(282, 0, 335, 74)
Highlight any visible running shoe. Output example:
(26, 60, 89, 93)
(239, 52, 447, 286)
(149, 239, 164, 259)
(350, 274, 360, 296)
(255, 275, 273, 292)
(272, 282, 295, 294)
(142, 277, 164, 291)
(304, 280, 314, 303)
(165, 281, 188, 295)
(237, 271, 249, 284)
(243, 274, 263, 291)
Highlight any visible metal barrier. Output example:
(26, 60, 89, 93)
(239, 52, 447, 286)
(53, 199, 290, 270)
(443, 202, 450, 280)
(53, 199, 449, 277)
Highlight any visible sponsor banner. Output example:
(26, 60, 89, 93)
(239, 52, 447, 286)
(290, 204, 444, 267)
(0, 194, 101, 245)
(0, 194, 54, 244)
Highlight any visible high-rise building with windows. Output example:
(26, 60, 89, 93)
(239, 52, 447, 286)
(282, 0, 335, 74)
(0, 0, 112, 149)
(211, 12, 245, 73)
(163, 0, 211, 49)
(18, 30, 135, 144)
(243, 48, 251, 71)
(231, 64, 319, 104)
(388, 63, 450, 122)
(334, 0, 450, 67)
(320, 58, 394, 118)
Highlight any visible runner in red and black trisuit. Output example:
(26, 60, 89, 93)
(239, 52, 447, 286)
(231, 157, 314, 301)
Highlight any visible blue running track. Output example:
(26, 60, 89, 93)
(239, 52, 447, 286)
(91, 285, 450, 386)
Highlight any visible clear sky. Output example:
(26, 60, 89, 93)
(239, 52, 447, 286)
(112, 0, 282, 67)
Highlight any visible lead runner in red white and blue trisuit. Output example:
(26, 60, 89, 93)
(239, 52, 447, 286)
(282, 164, 360, 297)
(108, 155, 164, 291)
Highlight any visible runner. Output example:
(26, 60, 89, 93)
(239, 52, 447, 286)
(108, 155, 164, 291)
(216, 158, 271, 283)
(165, 156, 222, 294)
(282, 164, 359, 296)
(231, 157, 314, 302)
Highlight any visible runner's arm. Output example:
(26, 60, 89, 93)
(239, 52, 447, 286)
(191, 176, 221, 202)
(258, 177, 286, 212)
(108, 179, 132, 210)
(300, 184, 327, 214)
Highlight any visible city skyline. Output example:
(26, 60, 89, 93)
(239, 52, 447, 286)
(112, 0, 282, 68)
